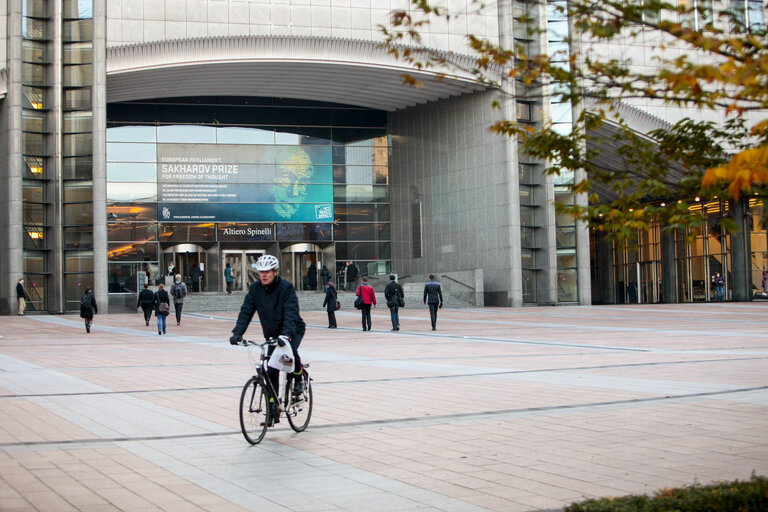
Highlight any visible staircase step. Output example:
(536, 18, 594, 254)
(173, 290, 472, 313)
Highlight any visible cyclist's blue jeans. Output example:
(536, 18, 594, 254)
(389, 304, 400, 329)
(266, 333, 303, 395)
(156, 312, 167, 333)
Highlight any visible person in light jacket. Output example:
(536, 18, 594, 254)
(170, 274, 188, 326)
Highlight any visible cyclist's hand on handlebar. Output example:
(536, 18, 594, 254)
(230, 334, 242, 345)
(277, 334, 291, 347)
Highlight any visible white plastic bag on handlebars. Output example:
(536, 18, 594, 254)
(268, 343, 295, 373)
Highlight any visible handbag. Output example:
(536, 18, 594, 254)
(158, 302, 170, 315)
(398, 297, 405, 308)
(354, 295, 364, 310)
(335, 300, 341, 311)
(268, 343, 295, 373)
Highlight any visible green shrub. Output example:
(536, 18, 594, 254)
(564, 475, 768, 512)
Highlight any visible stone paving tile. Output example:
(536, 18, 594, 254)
(0, 304, 767, 511)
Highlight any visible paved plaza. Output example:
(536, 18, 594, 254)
(1, 302, 767, 511)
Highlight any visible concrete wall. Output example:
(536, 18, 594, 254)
(105, 0, 499, 54)
(389, 90, 518, 306)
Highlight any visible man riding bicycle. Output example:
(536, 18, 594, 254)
(230, 254, 306, 425)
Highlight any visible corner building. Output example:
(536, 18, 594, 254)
(1, 0, 761, 314)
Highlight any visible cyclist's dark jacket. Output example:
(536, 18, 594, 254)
(232, 275, 306, 341)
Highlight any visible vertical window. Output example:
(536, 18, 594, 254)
(411, 202, 423, 258)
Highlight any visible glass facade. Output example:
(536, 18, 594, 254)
(106, 98, 391, 293)
(21, 0, 51, 311)
(600, 199, 768, 304)
(62, 0, 94, 311)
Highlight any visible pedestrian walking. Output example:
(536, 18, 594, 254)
(170, 274, 187, 325)
(307, 262, 317, 291)
(16, 278, 29, 316)
(423, 274, 443, 330)
(153, 284, 170, 335)
(384, 274, 404, 331)
(137, 283, 155, 326)
(356, 276, 376, 331)
(225, 263, 234, 294)
(189, 263, 201, 292)
(79, 287, 98, 333)
(322, 281, 338, 328)
(320, 265, 332, 293)
(712, 272, 725, 302)
(347, 261, 359, 291)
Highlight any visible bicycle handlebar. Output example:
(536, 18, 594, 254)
(238, 338, 281, 348)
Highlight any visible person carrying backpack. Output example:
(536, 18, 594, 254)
(79, 287, 98, 333)
(170, 273, 187, 325)
(384, 274, 404, 331)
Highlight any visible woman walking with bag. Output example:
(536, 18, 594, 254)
(153, 283, 171, 335)
(322, 281, 338, 328)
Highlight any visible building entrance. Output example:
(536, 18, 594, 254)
(163, 244, 207, 291)
(222, 250, 263, 292)
(280, 244, 325, 291)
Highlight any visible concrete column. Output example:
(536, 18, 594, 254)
(51, 0, 63, 312)
(730, 198, 751, 302)
(93, 0, 108, 311)
(498, 0, 523, 306)
(4, 2, 24, 314)
(597, 233, 616, 304)
(661, 228, 678, 303)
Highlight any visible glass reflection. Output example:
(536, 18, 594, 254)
(217, 126, 274, 145)
(158, 125, 216, 143)
(107, 125, 157, 143)
(107, 163, 156, 182)
(107, 142, 156, 162)
(108, 243, 158, 262)
(107, 183, 157, 202)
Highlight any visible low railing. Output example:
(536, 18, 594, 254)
(440, 274, 476, 291)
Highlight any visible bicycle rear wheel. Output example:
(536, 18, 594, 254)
(286, 370, 313, 432)
(239, 376, 270, 444)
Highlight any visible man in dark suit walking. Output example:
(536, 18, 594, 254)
(423, 274, 443, 330)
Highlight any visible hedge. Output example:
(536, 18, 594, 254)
(564, 475, 767, 512)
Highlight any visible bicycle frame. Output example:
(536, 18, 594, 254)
(238, 337, 313, 444)
(246, 338, 284, 406)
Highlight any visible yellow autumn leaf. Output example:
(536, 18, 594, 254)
(703, 144, 768, 199)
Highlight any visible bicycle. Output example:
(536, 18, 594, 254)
(236, 338, 313, 445)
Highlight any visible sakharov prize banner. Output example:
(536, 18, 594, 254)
(156, 143, 333, 222)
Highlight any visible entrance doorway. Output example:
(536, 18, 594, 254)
(280, 244, 324, 291)
(163, 244, 207, 291)
(222, 251, 263, 292)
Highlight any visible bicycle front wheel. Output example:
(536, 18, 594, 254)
(286, 370, 313, 432)
(239, 376, 270, 445)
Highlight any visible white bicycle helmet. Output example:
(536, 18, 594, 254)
(255, 254, 279, 271)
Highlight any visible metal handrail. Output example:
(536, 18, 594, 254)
(440, 274, 476, 291)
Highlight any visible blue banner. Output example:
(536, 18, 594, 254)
(158, 203, 334, 223)
(156, 144, 334, 222)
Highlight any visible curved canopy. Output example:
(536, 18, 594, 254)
(107, 36, 493, 112)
